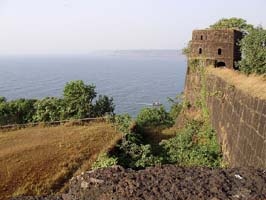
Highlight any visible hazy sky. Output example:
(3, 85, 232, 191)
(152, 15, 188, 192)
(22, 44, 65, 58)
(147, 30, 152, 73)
(0, 0, 265, 54)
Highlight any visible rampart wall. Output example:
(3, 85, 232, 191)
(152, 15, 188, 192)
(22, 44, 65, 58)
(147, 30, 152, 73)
(184, 67, 266, 168)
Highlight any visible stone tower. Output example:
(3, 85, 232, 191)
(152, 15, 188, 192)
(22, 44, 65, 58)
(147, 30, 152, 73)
(190, 29, 243, 69)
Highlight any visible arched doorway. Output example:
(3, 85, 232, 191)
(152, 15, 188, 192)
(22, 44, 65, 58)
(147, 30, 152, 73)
(216, 62, 226, 68)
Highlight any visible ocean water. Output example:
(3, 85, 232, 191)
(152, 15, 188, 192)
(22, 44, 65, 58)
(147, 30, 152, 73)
(0, 51, 187, 117)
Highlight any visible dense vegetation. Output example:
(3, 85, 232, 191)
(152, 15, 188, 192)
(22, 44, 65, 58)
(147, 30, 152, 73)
(93, 100, 223, 169)
(238, 27, 266, 74)
(209, 17, 254, 33)
(183, 17, 266, 75)
(0, 80, 114, 125)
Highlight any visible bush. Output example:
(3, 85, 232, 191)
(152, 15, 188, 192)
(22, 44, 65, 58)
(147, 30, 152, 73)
(0, 96, 6, 103)
(136, 106, 174, 128)
(93, 95, 115, 117)
(33, 97, 65, 122)
(167, 96, 183, 120)
(107, 114, 163, 169)
(0, 98, 37, 125)
(117, 136, 162, 168)
(0, 81, 115, 125)
(92, 153, 118, 169)
(160, 120, 222, 167)
(113, 114, 132, 133)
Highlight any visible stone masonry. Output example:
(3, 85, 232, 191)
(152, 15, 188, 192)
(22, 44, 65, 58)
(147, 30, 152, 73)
(190, 29, 243, 69)
(184, 70, 266, 168)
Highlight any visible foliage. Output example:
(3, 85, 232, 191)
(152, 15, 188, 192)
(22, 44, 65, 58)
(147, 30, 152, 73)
(132, 144, 162, 168)
(238, 27, 266, 75)
(93, 95, 115, 117)
(0, 99, 37, 125)
(0, 96, 6, 103)
(113, 114, 132, 133)
(33, 97, 65, 122)
(209, 17, 254, 33)
(167, 95, 183, 120)
(116, 133, 162, 169)
(105, 114, 163, 169)
(182, 41, 192, 56)
(0, 81, 115, 125)
(136, 106, 174, 128)
(92, 153, 118, 169)
(160, 120, 222, 167)
(63, 80, 97, 119)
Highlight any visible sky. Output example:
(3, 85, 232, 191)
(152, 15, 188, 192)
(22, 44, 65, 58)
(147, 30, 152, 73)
(0, 0, 265, 55)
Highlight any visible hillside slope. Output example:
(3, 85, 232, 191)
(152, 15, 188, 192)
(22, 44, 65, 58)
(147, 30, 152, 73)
(0, 122, 121, 200)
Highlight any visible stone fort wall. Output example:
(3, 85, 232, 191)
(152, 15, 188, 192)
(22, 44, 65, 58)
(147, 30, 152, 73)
(184, 68, 266, 168)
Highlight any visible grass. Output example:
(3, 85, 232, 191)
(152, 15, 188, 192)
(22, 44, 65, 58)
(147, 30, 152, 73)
(207, 66, 266, 99)
(0, 122, 121, 200)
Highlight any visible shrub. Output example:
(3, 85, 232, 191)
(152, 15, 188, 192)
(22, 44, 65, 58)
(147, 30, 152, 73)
(93, 95, 115, 117)
(134, 144, 162, 168)
(0, 96, 6, 103)
(33, 97, 65, 122)
(92, 153, 118, 169)
(160, 120, 222, 167)
(0, 81, 115, 125)
(168, 96, 183, 120)
(113, 114, 132, 133)
(0, 98, 37, 125)
(136, 106, 174, 128)
(117, 137, 162, 168)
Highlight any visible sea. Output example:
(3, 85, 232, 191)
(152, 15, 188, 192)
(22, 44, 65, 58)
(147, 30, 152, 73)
(0, 50, 187, 117)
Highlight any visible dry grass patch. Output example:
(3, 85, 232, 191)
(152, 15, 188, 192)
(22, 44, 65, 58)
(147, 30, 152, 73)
(207, 67, 266, 99)
(0, 122, 121, 200)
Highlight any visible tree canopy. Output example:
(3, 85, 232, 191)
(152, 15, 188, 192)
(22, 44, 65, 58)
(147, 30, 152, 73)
(63, 80, 97, 119)
(0, 81, 115, 125)
(209, 17, 254, 33)
(238, 27, 266, 74)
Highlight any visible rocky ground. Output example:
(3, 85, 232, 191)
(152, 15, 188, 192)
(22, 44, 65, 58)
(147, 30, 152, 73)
(13, 165, 266, 200)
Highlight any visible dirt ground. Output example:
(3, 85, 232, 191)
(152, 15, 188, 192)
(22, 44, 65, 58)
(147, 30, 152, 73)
(13, 165, 266, 200)
(0, 122, 121, 200)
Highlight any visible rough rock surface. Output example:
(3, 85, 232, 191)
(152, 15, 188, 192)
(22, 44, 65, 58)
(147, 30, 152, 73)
(12, 165, 266, 200)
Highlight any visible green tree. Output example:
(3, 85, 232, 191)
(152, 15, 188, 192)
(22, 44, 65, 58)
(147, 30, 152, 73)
(136, 106, 173, 127)
(93, 95, 115, 117)
(0, 99, 36, 125)
(238, 27, 266, 74)
(160, 120, 222, 167)
(0, 96, 6, 103)
(33, 97, 64, 122)
(167, 95, 183, 120)
(63, 80, 97, 119)
(209, 17, 254, 33)
(182, 41, 192, 56)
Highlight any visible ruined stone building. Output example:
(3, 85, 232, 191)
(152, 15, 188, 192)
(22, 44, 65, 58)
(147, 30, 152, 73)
(190, 29, 243, 69)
